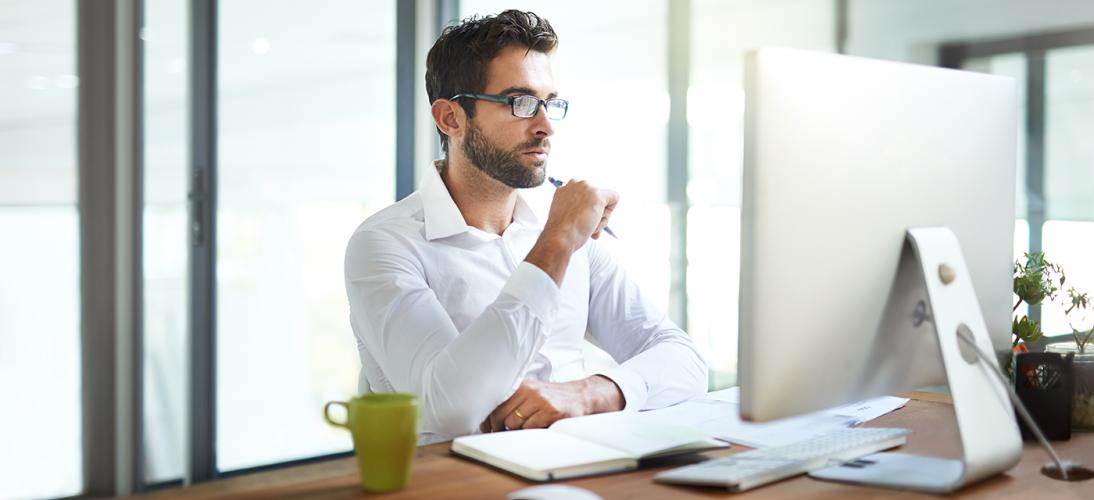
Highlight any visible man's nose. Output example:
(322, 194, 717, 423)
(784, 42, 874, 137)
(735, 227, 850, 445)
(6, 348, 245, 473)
(530, 103, 555, 137)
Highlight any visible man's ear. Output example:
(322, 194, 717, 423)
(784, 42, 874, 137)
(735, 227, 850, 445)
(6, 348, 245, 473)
(432, 99, 466, 143)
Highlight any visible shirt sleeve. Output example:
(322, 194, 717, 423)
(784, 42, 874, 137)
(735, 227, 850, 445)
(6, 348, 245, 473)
(344, 228, 560, 439)
(584, 240, 709, 411)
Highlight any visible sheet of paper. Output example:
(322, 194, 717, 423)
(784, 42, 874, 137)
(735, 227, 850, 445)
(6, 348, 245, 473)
(703, 387, 908, 425)
(826, 395, 910, 424)
(704, 386, 741, 403)
(634, 387, 910, 448)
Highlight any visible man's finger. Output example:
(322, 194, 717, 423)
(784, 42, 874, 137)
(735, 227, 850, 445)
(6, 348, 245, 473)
(514, 406, 541, 429)
(489, 408, 507, 432)
(600, 189, 620, 211)
(520, 408, 555, 429)
(592, 190, 617, 240)
(487, 402, 508, 432)
(600, 202, 615, 220)
(592, 217, 609, 236)
(503, 408, 528, 431)
(488, 385, 528, 431)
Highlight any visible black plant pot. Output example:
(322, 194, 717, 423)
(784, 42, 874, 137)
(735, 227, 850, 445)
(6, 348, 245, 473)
(1014, 351, 1075, 441)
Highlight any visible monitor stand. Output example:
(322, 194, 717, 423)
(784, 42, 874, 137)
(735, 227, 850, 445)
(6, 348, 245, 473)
(808, 227, 1022, 493)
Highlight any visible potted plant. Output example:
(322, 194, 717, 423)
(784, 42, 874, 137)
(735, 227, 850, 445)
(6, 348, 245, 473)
(1012, 252, 1094, 430)
(1045, 287, 1094, 430)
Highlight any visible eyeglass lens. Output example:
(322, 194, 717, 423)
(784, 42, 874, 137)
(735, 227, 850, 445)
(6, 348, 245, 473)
(512, 96, 567, 119)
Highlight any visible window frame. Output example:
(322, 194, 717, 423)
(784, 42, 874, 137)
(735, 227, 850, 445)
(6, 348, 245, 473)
(78, 0, 145, 495)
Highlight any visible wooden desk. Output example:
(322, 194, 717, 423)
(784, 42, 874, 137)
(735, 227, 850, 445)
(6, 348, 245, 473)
(143, 393, 1093, 499)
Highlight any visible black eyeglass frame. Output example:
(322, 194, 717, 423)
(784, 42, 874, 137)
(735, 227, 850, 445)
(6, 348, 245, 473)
(450, 93, 569, 120)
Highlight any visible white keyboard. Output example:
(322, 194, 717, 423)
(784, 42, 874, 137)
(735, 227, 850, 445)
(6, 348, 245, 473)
(653, 427, 911, 492)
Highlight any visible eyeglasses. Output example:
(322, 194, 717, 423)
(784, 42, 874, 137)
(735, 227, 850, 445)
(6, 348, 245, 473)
(450, 93, 569, 120)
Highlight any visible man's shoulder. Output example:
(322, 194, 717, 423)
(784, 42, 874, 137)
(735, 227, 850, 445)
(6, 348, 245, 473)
(349, 192, 425, 243)
(345, 193, 429, 276)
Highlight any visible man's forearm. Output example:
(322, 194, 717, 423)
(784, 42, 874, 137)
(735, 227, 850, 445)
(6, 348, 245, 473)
(614, 341, 708, 410)
(582, 374, 625, 414)
(524, 232, 573, 287)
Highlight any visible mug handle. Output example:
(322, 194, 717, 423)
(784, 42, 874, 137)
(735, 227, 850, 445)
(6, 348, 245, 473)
(324, 401, 350, 428)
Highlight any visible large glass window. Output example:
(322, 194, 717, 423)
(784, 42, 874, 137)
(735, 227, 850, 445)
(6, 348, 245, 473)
(142, 0, 189, 484)
(215, 0, 396, 471)
(960, 43, 1094, 336)
(847, 4, 1094, 342)
(1041, 45, 1094, 335)
(0, 0, 82, 497)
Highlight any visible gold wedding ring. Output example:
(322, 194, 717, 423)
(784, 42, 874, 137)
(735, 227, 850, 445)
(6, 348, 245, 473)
(513, 409, 526, 420)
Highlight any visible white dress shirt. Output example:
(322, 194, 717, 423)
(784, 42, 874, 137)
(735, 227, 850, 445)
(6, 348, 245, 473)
(344, 163, 708, 444)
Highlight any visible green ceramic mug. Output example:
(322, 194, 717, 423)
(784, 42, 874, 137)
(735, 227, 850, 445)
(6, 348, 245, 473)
(324, 393, 419, 492)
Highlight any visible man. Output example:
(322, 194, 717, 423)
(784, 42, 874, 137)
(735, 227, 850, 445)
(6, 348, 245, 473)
(344, 10, 707, 445)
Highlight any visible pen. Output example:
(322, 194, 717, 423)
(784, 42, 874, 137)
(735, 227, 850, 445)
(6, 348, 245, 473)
(547, 177, 618, 239)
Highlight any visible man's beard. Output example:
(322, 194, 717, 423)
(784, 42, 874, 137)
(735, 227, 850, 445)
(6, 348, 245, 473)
(462, 120, 548, 189)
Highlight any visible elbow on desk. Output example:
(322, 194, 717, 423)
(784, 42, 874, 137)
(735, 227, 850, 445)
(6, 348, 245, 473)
(422, 402, 481, 440)
(664, 337, 710, 390)
(647, 347, 710, 409)
(694, 350, 711, 389)
(679, 355, 711, 402)
(417, 371, 493, 440)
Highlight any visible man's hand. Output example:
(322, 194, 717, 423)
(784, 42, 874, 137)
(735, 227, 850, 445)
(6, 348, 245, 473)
(479, 375, 625, 432)
(525, 180, 619, 286)
(542, 179, 619, 252)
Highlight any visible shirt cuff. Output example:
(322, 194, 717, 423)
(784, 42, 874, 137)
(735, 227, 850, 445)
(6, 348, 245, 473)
(500, 261, 561, 323)
(592, 365, 649, 412)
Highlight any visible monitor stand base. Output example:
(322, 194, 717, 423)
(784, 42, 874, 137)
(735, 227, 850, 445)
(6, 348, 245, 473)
(811, 227, 1022, 493)
(809, 452, 964, 494)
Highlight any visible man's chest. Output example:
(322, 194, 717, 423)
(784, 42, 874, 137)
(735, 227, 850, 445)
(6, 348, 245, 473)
(418, 237, 591, 339)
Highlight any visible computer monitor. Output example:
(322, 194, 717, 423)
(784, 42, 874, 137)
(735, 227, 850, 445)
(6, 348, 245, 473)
(738, 48, 1017, 422)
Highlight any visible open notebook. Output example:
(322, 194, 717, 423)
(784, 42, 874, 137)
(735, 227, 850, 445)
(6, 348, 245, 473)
(450, 410, 729, 481)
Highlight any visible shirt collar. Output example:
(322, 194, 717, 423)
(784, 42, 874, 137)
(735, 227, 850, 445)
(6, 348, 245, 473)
(511, 189, 541, 228)
(421, 161, 542, 241)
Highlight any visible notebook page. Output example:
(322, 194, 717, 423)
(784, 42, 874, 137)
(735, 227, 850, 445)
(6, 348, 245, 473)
(548, 411, 717, 457)
(452, 428, 633, 471)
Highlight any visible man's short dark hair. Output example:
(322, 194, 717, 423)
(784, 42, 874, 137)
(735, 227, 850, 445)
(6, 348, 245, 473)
(426, 10, 558, 154)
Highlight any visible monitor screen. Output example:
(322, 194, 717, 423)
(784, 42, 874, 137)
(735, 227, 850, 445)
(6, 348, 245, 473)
(738, 48, 1017, 421)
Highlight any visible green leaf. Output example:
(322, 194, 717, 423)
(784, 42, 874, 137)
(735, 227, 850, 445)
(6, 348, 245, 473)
(1013, 252, 1064, 306)
(1015, 273, 1047, 304)
(1012, 316, 1042, 343)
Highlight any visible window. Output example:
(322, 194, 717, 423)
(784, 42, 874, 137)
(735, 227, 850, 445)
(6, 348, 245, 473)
(1041, 45, 1094, 335)
(12, 4, 1092, 493)
(0, 0, 82, 497)
(956, 38, 1094, 336)
(215, 0, 396, 471)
